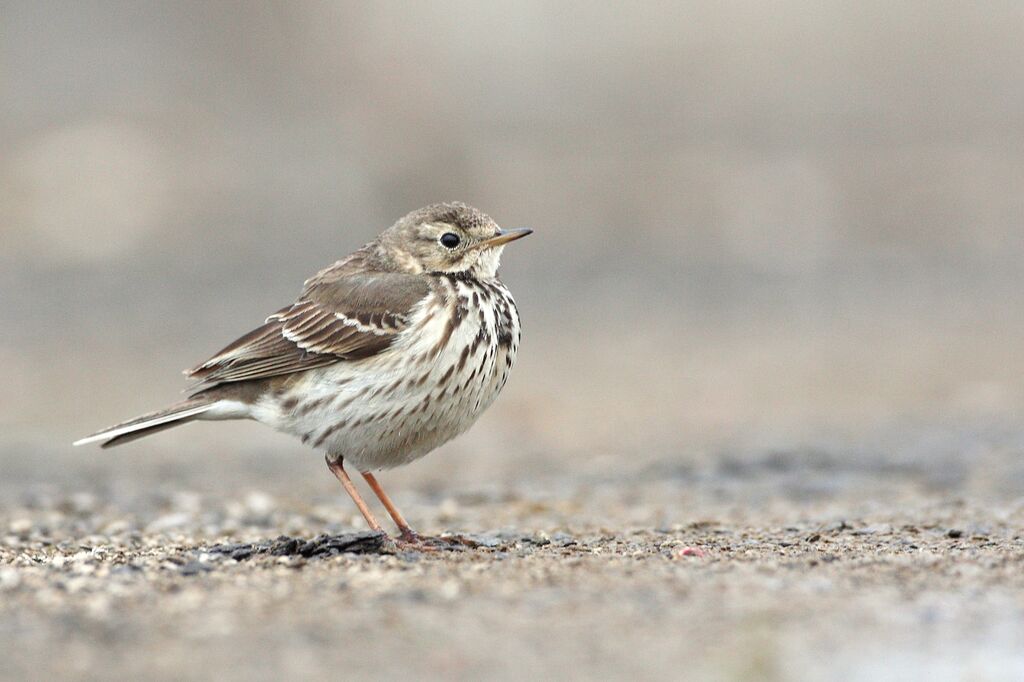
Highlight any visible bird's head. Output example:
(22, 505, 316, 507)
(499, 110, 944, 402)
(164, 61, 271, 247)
(378, 202, 531, 278)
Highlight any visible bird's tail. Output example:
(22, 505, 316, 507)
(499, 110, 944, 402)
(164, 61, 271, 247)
(73, 399, 218, 449)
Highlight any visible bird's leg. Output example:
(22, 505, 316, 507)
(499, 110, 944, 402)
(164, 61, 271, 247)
(361, 471, 419, 542)
(325, 456, 384, 533)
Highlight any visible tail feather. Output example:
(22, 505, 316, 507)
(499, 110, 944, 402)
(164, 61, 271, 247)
(73, 400, 216, 448)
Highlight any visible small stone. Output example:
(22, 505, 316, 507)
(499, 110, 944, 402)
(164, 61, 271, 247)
(439, 580, 461, 600)
(438, 498, 460, 519)
(170, 491, 202, 513)
(179, 561, 212, 576)
(244, 491, 276, 516)
(68, 492, 99, 514)
(0, 568, 21, 590)
(461, 533, 501, 548)
(298, 539, 323, 557)
(270, 537, 299, 556)
(146, 513, 192, 533)
(231, 547, 254, 561)
(947, 529, 963, 539)
(111, 565, 141, 576)
(84, 594, 112, 620)
(103, 519, 131, 535)
(551, 533, 577, 547)
(207, 542, 248, 555)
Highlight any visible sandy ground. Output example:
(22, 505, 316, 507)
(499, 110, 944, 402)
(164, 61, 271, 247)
(2, 436, 1023, 682)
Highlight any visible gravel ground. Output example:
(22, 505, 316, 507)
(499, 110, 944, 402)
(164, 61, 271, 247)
(2, 445, 1024, 682)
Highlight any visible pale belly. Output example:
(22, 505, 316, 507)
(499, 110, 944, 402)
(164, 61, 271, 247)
(252, 279, 520, 471)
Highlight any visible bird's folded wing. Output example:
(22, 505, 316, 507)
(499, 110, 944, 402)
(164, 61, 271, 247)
(185, 271, 431, 390)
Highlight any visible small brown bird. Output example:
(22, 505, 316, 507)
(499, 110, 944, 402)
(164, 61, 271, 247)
(75, 202, 531, 543)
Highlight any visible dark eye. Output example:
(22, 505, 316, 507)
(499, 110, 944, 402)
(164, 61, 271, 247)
(439, 232, 461, 249)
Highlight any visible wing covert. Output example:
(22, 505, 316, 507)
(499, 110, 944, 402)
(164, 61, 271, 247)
(186, 271, 431, 390)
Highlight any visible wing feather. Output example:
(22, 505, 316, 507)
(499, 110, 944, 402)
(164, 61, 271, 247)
(186, 269, 431, 390)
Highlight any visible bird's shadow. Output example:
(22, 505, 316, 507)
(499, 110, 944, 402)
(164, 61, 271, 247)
(206, 531, 391, 560)
(203, 531, 490, 560)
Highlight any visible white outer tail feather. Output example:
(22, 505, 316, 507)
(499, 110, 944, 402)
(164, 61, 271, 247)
(72, 404, 217, 447)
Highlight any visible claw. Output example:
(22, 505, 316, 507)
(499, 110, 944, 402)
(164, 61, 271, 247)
(398, 528, 422, 544)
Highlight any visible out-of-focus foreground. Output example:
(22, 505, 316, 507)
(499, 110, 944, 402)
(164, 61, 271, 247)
(2, 3, 1023, 680)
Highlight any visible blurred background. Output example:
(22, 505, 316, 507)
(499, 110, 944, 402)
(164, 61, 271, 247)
(3, 1, 1023, 505)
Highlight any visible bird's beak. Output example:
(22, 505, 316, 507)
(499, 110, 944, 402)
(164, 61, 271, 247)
(476, 228, 533, 249)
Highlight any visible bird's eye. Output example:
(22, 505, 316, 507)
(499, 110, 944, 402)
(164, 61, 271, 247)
(439, 232, 461, 249)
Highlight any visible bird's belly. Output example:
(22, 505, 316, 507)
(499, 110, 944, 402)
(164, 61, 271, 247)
(260, 285, 519, 471)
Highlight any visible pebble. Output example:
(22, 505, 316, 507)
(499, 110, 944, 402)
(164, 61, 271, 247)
(179, 561, 213, 576)
(0, 568, 20, 590)
(439, 579, 461, 600)
(147, 513, 193, 533)
(244, 491, 276, 516)
(676, 547, 706, 558)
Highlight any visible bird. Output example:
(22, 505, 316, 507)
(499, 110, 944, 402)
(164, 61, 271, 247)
(74, 202, 531, 544)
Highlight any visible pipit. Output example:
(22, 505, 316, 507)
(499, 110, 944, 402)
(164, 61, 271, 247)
(75, 202, 531, 544)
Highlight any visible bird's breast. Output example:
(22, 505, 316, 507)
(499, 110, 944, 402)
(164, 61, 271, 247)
(266, 276, 520, 470)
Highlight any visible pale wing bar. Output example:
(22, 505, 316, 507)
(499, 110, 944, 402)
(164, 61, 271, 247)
(185, 272, 431, 390)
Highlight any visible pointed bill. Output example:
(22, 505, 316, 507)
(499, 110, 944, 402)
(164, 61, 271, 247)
(475, 228, 533, 249)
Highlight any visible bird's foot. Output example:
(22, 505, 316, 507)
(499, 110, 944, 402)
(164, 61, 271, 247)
(398, 528, 424, 544)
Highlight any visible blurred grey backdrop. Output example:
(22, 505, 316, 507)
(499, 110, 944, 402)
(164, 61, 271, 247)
(3, 1, 1023, 504)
